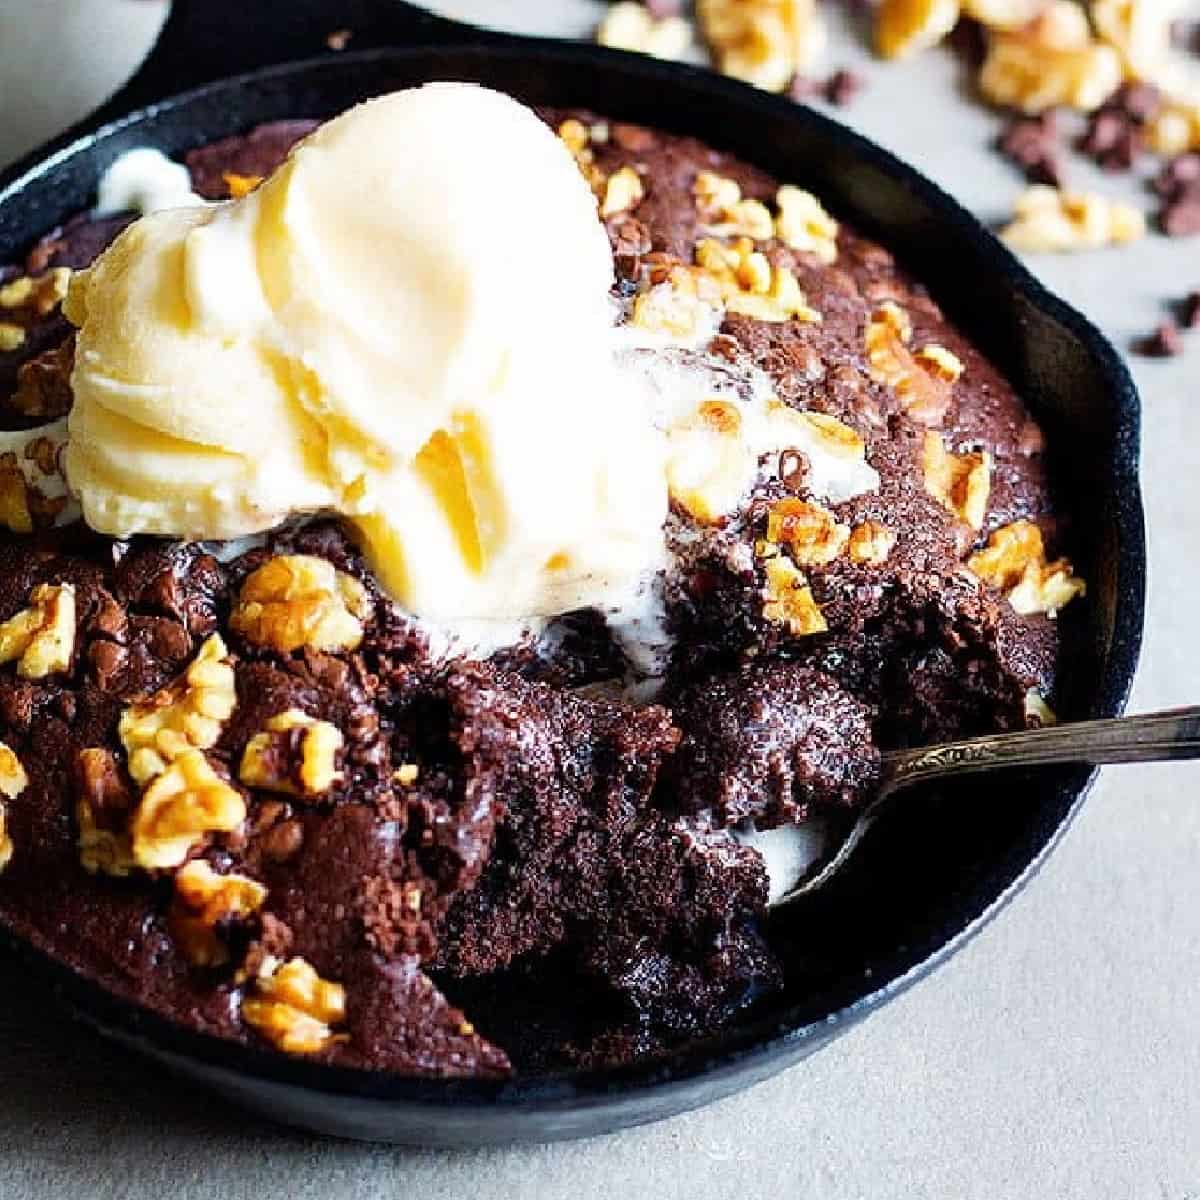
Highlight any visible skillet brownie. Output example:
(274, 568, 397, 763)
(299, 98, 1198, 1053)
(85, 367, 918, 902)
(0, 108, 1082, 1076)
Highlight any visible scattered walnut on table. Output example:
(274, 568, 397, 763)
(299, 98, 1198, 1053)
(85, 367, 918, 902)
(597, 1, 693, 61)
(698, 0, 826, 92)
(1001, 184, 1147, 251)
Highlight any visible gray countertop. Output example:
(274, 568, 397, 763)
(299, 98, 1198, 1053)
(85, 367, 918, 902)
(2, 3, 1198, 1197)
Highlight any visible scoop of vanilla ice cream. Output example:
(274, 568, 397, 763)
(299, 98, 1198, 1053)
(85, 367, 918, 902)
(65, 84, 668, 626)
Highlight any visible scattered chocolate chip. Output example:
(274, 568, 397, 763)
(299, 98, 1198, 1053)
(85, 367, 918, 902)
(998, 112, 1064, 186)
(824, 69, 864, 107)
(948, 17, 988, 68)
(788, 74, 820, 102)
(1078, 84, 1159, 172)
(1136, 321, 1183, 357)
(1154, 154, 1200, 237)
(325, 28, 352, 51)
(1182, 291, 1200, 329)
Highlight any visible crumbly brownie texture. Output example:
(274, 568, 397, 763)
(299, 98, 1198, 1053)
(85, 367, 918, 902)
(0, 112, 1072, 1076)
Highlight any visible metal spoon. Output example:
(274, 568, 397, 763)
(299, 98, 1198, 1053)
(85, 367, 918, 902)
(772, 705, 1200, 907)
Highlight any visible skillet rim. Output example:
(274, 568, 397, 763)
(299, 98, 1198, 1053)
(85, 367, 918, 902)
(0, 37, 1146, 1122)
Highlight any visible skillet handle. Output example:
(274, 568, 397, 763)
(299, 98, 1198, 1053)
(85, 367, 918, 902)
(96, 0, 490, 118)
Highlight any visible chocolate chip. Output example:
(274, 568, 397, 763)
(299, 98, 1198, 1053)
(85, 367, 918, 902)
(998, 113, 1065, 186)
(261, 818, 304, 863)
(74, 747, 135, 824)
(610, 123, 656, 153)
(788, 74, 819, 102)
(1183, 291, 1200, 329)
(824, 69, 864, 107)
(89, 593, 128, 641)
(1154, 152, 1200, 198)
(1161, 188, 1200, 238)
(1136, 321, 1183, 357)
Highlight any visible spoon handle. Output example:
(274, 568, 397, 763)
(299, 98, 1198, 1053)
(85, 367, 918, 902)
(881, 706, 1200, 793)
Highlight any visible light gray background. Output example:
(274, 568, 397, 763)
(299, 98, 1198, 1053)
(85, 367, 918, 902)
(1, 2, 1197, 1196)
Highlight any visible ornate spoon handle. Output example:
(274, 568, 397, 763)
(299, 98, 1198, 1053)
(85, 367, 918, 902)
(881, 706, 1200, 794)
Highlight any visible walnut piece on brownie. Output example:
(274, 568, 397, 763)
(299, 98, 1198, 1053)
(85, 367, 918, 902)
(231, 555, 372, 654)
(968, 519, 1085, 616)
(0, 582, 75, 679)
(118, 633, 237, 787)
(847, 520, 898, 566)
(0, 741, 29, 872)
(864, 301, 956, 426)
(240, 709, 345, 798)
(241, 956, 347, 1055)
(74, 748, 138, 877)
(922, 431, 991, 530)
(760, 551, 828, 635)
(765, 497, 851, 566)
(168, 860, 267, 967)
(129, 749, 246, 870)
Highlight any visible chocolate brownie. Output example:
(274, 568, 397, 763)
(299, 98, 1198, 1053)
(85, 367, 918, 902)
(0, 110, 1080, 1077)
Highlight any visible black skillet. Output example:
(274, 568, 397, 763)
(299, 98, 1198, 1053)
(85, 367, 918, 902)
(0, 0, 1145, 1146)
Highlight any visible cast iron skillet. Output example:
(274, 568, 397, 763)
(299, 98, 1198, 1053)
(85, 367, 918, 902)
(0, 0, 1145, 1146)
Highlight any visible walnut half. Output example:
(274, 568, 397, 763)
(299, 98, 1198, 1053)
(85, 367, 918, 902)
(231, 555, 372, 654)
(922, 432, 991, 530)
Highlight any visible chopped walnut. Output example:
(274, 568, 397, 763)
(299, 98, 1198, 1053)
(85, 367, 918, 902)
(979, 3, 1124, 113)
(231, 555, 372, 654)
(222, 172, 262, 199)
(761, 553, 828, 635)
(666, 399, 757, 523)
(0, 324, 25, 352)
(240, 709, 345, 798)
(0, 742, 28, 873)
(129, 749, 246, 870)
(0, 582, 75, 679)
(698, 0, 826, 92)
(848, 520, 897, 565)
(630, 263, 726, 342)
(693, 171, 776, 241)
(75, 747, 138, 877)
(967, 519, 1085, 615)
(393, 763, 420, 786)
(0, 458, 32, 534)
(241, 956, 347, 1055)
(774, 185, 839, 264)
(916, 344, 965, 381)
(1001, 184, 1147, 252)
(169, 860, 267, 967)
(765, 497, 850, 565)
(557, 119, 608, 198)
(0, 268, 71, 316)
(961, 0, 1048, 30)
(922, 431, 991, 530)
(1092, 0, 1172, 81)
(864, 302, 955, 425)
(119, 634, 237, 788)
(697, 237, 822, 322)
(1149, 104, 1200, 155)
(876, 0, 961, 59)
(601, 165, 646, 218)
(596, 1, 693, 60)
